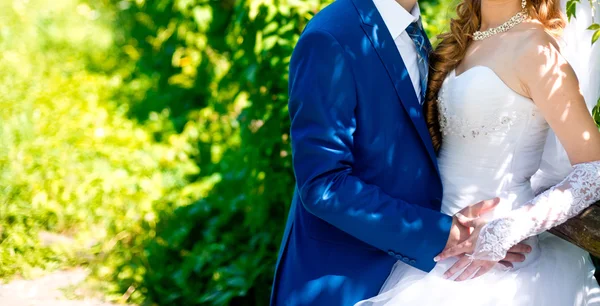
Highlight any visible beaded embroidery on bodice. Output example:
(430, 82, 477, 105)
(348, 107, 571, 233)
(436, 66, 550, 217)
(438, 67, 539, 140)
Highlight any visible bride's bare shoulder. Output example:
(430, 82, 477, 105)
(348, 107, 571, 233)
(516, 21, 561, 51)
(514, 22, 564, 73)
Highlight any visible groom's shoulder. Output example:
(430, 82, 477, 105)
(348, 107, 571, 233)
(302, 0, 361, 42)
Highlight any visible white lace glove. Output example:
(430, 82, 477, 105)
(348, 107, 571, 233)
(470, 160, 600, 261)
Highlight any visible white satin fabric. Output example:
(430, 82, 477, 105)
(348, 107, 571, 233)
(356, 68, 600, 306)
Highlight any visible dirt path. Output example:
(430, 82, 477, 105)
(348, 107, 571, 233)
(0, 268, 118, 306)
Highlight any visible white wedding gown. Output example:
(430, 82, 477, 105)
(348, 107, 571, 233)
(357, 67, 600, 306)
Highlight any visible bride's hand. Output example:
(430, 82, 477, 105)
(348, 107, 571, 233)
(439, 243, 531, 281)
(435, 217, 531, 281)
(441, 255, 497, 281)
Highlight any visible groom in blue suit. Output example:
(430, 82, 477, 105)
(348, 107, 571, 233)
(270, 0, 504, 304)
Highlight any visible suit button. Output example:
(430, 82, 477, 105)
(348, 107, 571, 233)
(395, 254, 403, 260)
(409, 259, 416, 264)
(388, 251, 395, 256)
(402, 257, 409, 262)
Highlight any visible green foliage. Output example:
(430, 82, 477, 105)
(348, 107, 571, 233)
(107, 1, 329, 304)
(566, 0, 580, 20)
(566, 0, 599, 44)
(591, 25, 600, 44)
(0, 0, 204, 299)
(2, 0, 598, 306)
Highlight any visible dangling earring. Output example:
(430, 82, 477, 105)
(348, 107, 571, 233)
(521, 0, 526, 10)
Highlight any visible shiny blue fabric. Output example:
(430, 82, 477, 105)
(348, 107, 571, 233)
(271, 0, 453, 305)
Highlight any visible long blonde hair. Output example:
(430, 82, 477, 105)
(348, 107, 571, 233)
(424, 0, 566, 151)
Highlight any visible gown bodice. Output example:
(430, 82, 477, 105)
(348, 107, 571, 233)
(437, 66, 550, 219)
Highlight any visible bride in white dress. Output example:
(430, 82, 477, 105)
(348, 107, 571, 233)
(357, 0, 600, 303)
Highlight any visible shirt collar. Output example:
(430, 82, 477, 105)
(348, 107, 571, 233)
(373, 0, 421, 39)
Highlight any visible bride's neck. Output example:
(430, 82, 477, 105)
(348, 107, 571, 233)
(480, 0, 521, 30)
(395, 0, 418, 13)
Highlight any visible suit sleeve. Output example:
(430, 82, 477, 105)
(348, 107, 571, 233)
(288, 29, 452, 272)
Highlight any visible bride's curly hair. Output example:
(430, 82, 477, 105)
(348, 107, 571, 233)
(424, 0, 566, 152)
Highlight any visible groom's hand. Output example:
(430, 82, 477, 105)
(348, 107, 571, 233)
(442, 197, 501, 252)
(498, 242, 532, 269)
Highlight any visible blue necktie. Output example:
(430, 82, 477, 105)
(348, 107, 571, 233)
(406, 21, 432, 104)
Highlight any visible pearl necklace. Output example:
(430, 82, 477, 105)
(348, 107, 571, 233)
(473, 10, 529, 41)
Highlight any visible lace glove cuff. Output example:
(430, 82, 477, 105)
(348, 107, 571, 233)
(469, 161, 600, 261)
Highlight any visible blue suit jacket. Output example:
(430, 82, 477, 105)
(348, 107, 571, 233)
(271, 0, 453, 304)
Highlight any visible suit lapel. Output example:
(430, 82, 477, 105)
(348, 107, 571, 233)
(350, 0, 439, 172)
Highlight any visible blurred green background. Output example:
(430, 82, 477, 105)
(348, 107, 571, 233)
(0, 0, 598, 305)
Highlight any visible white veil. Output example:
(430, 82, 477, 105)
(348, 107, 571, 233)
(530, 0, 600, 193)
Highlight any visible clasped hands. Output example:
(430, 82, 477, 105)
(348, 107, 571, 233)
(434, 198, 532, 281)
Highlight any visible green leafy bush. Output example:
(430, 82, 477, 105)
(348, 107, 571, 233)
(105, 1, 327, 304)
(0, 0, 204, 298)
(2, 0, 598, 305)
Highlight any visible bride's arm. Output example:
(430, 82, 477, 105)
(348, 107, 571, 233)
(437, 31, 600, 262)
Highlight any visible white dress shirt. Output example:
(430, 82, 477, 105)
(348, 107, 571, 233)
(373, 0, 422, 102)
